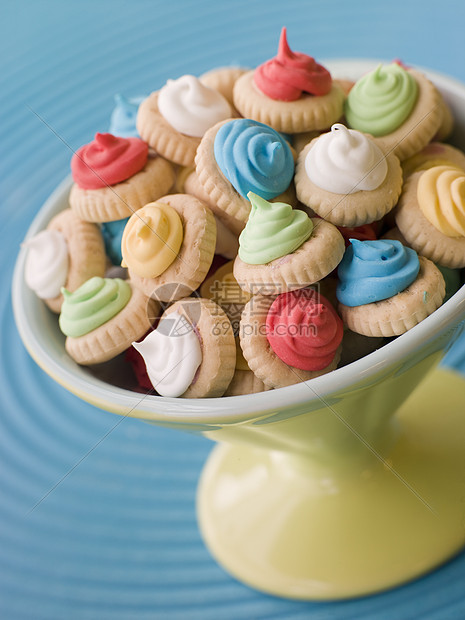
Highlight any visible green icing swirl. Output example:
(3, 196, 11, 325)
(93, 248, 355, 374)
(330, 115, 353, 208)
(345, 63, 418, 137)
(59, 276, 131, 338)
(238, 192, 313, 265)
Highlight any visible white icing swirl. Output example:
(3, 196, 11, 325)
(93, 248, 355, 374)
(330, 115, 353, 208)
(305, 123, 388, 194)
(158, 74, 232, 138)
(23, 229, 69, 299)
(132, 311, 202, 397)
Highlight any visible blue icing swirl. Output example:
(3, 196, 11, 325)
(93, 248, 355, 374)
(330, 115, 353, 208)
(101, 217, 129, 265)
(213, 119, 294, 200)
(336, 239, 420, 307)
(109, 94, 145, 138)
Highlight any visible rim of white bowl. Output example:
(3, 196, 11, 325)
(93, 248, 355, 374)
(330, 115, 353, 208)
(11, 60, 465, 425)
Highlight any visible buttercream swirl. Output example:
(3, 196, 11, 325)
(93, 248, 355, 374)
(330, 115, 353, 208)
(214, 119, 294, 199)
(101, 217, 129, 265)
(254, 27, 332, 101)
(132, 311, 202, 397)
(266, 289, 343, 371)
(336, 239, 420, 307)
(71, 133, 148, 190)
(23, 229, 69, 299)
(121, 202, 183, 278)
(158, 74, 232, 138)
(109, 94, 145, 138)
(417, 165, 465, 237)
(305, 124, 388, 194)
(59, 276, 131, 338)
(345, 63, 418, 136)
(238, 192, 313, 264)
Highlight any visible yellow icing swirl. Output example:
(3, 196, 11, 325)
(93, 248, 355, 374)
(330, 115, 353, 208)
(121, 201, 183, 277)
(417, 165, 465, 238)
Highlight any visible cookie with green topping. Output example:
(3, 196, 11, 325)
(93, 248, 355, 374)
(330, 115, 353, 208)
(59, 276, 159, 365)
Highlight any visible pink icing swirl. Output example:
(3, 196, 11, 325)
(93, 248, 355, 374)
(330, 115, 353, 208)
(71, 133, 148, 189)
(253, 27, 332, 101)
(266, 289, 343, 371)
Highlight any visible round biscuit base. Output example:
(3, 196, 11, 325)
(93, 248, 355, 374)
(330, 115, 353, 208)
(233, 218, 345, 296)
(338, 256, 445, 337)
(45, 208, 106, 313)
(401, 142, 465, 179)
(128, 194, 217, 302)
(195, 118, 297, 226)
(199, 66, 249, 109)
(223, 368, 272, 396)
(395, 171, 465, 268)
(295, 137, 403, 227)
(69, 155, 175, 222)
(370, 70, 443, 162)
(65, 285, 159, 366)
(239, 295, 341, 389)
(232, 71, 345, 133)
(163, 298, 236, 398)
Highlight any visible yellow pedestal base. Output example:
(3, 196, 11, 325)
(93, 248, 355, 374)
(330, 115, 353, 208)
(197, 368, 465, 600)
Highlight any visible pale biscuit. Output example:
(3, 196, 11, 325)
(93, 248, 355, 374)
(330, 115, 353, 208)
(233, 218, 345, 296)
(65, 284, 159, 366)
(163, 297, 236, 398)
(433, 94, 454, 142)
(239, 295, 340, 389)
(295, 136, 403, 227)
(373, 70, 443, 162)
(224, 369, 271, 396)
(338, 256, 445, 337)
(395, 171, 465, 268)
(232, 70, 345, 133)
(128, 194, 216, 302)
(69, 155, 175, 222)
(200, 66, 249, 110)
(195, 119, 297, 226)
(46, 209, 106, 313)
(183, 168, 245, 235)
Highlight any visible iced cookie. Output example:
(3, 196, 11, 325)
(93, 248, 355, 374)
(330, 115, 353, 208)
(233, 27, 345, 133)
(395, 166, 465, 268)
(121, 194, 216, 302)
(401, 142, 465, 179)
(109, 94, 146, 138)
(195, 118, 297, 226)
(240, 288, 343, 388)
(137, 75, 233, 167)
(133, 297, 236, 398)
(233, 192, 345, 295)
(344, 62, 443, 161)
(59, 276, 159, 365)
(69, 133, 175, 222)
(200, 66, 249, 111)
(224, 339, 271, 396)
(337, 239, 445, 336)
(23, 208, 106, 313)
(295, 124, 403, 227)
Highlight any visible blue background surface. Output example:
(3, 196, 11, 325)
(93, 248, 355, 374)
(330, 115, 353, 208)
(1, 1, 465, 618)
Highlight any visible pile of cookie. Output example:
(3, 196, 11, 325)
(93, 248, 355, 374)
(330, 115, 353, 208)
(23, 28, 465, 398)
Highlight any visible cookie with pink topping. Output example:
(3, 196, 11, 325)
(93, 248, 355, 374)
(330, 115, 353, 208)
(337, 239, 445, 337)
(295, 124, 402, 227)
(137, 75, 233, 167)
(233, 27, 345, 133)
(239, 288, 343, 389)
(69, 133, 175, 222)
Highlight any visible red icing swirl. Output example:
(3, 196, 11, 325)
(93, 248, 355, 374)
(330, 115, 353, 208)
(71, 133, 148, 189)
(266, 289, 343, 371)
(254, 27, 332, 101)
